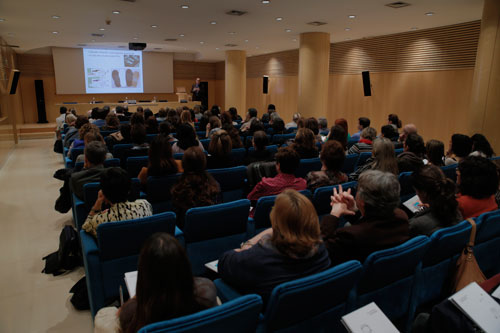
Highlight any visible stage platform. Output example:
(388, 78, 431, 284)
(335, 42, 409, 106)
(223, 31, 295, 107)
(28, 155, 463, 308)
(56, 101, 201, 115)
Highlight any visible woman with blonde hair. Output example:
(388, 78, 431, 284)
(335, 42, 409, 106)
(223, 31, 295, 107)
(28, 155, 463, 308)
(218, 189, 330, 304)
(349, 137, 398, 180)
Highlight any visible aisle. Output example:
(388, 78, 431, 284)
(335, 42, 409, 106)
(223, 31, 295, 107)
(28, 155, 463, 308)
(0, 139, 92, 333)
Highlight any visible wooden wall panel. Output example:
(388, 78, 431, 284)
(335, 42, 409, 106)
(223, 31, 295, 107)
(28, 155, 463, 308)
(215, 80, 225, 110)
(246, 49, 299, 78)
(18, 54, 54, 76)
(173, 61, 216, 80)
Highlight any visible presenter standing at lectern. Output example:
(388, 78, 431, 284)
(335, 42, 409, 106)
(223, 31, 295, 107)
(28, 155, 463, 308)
(191, 77, 202, 101)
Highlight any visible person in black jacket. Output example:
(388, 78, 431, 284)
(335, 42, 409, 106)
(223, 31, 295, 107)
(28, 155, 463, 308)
(397, 133, 425, 173)
(244, 131, 273, 165)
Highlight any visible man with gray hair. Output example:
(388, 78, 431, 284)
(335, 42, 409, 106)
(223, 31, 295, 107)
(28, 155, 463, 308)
(285, 113, 302, 130)
(399, 123, 417, 143)
(318, 117, 328, 135)
(69, 141, 107, 200)
(320, 170, 409, 265)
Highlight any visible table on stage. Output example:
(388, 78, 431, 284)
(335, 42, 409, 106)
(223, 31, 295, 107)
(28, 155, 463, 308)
(55, 101, 201, 115)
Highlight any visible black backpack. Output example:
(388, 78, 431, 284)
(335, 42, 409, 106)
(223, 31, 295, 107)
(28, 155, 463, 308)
(42, 225, 83, 276)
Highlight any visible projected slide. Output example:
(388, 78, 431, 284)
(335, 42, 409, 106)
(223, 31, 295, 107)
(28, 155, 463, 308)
(83, 49, 143, 94)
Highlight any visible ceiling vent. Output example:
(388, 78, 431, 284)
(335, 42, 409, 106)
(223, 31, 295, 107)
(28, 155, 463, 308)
(77, 43, 87, 46)
(307, 21, 327, 26)
(385, 1, 411, 8)
(226, 10, 247, 16)
(91, 33, 104, 37)
(164, 38, 178, 42)
(224, 43, 238, 47)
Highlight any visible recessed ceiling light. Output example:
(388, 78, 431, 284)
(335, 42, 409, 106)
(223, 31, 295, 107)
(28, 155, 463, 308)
(410, 27, 418, 30)
(151, 25, 158, 28)
(244, 39, 249, 42)
(292, 38, 297, 42)
(133, 37, 138, 40)
(425, 12, 434, 16)
(52, 31, 59, 34)
(345, 38, 351, 40)
(228, 32, 236, 35)
(261, 0, 271, 3)
(181, 5, 189, 9)
(154, 47, 162, 50)
(7, 32, 14, 36)
(0, 18, 6, 22)
(51, 15, 60, 19)
(200, 41, 205, 44)
(348, 15, 356, 19)
(99, 28, 106, 31)
(112, 10, 120, 14)
(216, 47, 220, 50)
(91, 39, 96, 42)
(179, 34, 185, 37)
(256, 46, 260, 49)
(210, 21, 217, 25)
(285, 29, 292, 33)
(275, 17, 283, 21)
(345, 28, 351, 31)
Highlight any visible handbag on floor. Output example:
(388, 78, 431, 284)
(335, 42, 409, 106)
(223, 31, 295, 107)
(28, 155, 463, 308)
(452, 218, 486, 292)
(42, 225, 82, 276)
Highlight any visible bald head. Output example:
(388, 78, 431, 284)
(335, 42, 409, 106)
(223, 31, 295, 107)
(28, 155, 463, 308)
(400, 124, 417, 142)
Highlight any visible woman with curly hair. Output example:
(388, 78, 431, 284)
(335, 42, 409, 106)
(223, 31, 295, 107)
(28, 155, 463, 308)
(291, 128, 319, 159)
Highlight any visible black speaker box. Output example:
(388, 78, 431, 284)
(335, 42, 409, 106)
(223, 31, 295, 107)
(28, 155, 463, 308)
(8, 70, 20, 95)
(128, 42, 147, 50)
(362, 71, 371, 97)
(35, 80, 48, 124)
(263, 76, 269, 94)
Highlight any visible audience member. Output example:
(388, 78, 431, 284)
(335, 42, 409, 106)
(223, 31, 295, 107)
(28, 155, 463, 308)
(320, 171, 409, 265)
(101, 113, 120, 131)
(62, 114, 80, 148)
(82, 167, 153, 237)
(69, 141, 107, 200)
(350, 138, 398, 181)
(145, 117, 159, 134)
(456, 156, 499, 219)
(172, 123, 204, 154)
(285, 113, 301, 130)
(218, 189, 330, 304)
(143, 108, 154, 121)
(399, 124, 417, 143)
(180, 110, 194, 128)
(207, 130, 234, 169)
(75, 132, 113, 163)
(240, 108, 258, 132)
(130, 112, 145, 126)
(158, 121, 177, 143)
(261, 104, 277, 123)
(334, 118, 350, 140)
(206, 116, 222, 139)
(306, 140, 348, 192)
(445, 134, 472, 165)
(351, 117, 370, 141)
(305, 117, 321, 142)
(470, 133, 495, 158)
(248, 119, 265, 136)
(156, 108, 167, 122)
(347, 127, 377, 155)
(229, 107, 242, 122)
(108, 123, 131, 148)
(68, 123, 100, 154)
(171, 147, 220, 228)
(381, 124, 401, 148)
(138, 135, 179, 185)
(210, 105, 221, 117)
(388, 114, 402, 131)
(198, 111, 211, 132)
(92, 108, 108, 127)
(271, 116, 286, 135)
(193, 105, 203, 121)
(56, 106, 68, 131)
(130, 124, 149, 150)
(425, 139, 445, 166)
(291, 128, 319, 159)
(328, 125, 348, 151)
(115, 106, 129, 122)
(244, 130, 274, 165)
(397, 133, 425, 173)
(105, 233, 217, 333)
(409, 165, 461, 237)
(318, 117, 329, 135)
(221, 112, 243, 149)
(247, 147, 306, 205)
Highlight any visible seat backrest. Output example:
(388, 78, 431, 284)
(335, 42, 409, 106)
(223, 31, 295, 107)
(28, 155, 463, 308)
(354, 152, 372, 170)
(200, 139, 210, 151)
(196, 131, 206, 139)
(138, 294, 263, 333)
(184, 199, 251, 243)
(398, 171, 415, 202)
(341, 154, 359, 174)
(246, 161, 277, 189)
(146, 134, 158, 143)
(100, 130, 118, 137)
(441, 164, 458, 182)
(248, 144, 279, 157)
(112, 144, 134, 165)
(347, 138, 359, 149)
(395, 148, 404, 156)
(97, 212, 176, 261)
(272, 133, 295, 145)
(126, 156, 149, 178)
(423, 220, 471, 267)
(313, 182, 358, 216)
(207, 166, 247, 193)
(476, 209, 500, 243)
(295, 157, 322, 178)
(146, 174, 181, 203)
(262, 261, 363, 332)
(230, 148, 247, 166)
(70, 147, 84, 162)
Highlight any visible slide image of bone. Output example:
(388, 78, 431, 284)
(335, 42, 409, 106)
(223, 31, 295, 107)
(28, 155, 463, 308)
(124, 54, 140, 67)
(112, 70, 121, 88)
(126, 69, 133, 87)
(132, 71, 140, 87)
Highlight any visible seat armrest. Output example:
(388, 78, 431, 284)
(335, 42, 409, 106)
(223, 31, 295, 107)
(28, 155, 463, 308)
(214, 278, 244, 303)
(80, 230, 99, 256)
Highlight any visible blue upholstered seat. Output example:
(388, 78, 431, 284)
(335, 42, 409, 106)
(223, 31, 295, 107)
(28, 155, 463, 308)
(347, 138, 359, 149)
(475, 209, 500, 276)
(341, 154, 359, 175)
(248, 145, 279, 158)
(351, 235, 430, 331)
(145, 174, 181, 214)
(80, 212, 180, 317)
(126, 156, 149, 178)
(395, 148, 404, 156)
(196, 131, 206, 139)
(138, 294, 263, 333)
(353, 151, 372, 170)
(272, 133, 295, 145)
(398, 171, 415, 202)
(312, 182, 357, 217)
(295, 157, 322, 178)
(183, 199, 251, 275)
(214, 261, 363, 332)
(146, 134, 157, 143)
(441, 164, 458, 182)
(200, 138, 210, 151)
(207, 166, 247, 202)
(66, 147, 84, 168)
(112, 143, 134, 166)
(74, 158, 120, 172)
(230, 148, 247, 166)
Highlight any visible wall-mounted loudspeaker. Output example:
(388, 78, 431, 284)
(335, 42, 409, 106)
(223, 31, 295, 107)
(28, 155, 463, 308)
(263, 76, 269, 94)
(34, 80, 48, 124)
(362, 71, 371, 97)
(129, 42, 147, 50)
(8, 69, 20, 95)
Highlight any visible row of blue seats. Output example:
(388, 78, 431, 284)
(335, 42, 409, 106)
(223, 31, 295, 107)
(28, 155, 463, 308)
(81, 203, 500, 330)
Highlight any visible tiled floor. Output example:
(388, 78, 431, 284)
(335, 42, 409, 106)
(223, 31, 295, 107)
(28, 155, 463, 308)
(0, 139, 93, 332)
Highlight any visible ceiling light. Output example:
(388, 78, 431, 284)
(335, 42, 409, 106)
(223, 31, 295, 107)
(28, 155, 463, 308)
(51, 15, 60, 19)
(276, 17, 283, 21)
(52, 31, 59, 34)
(410, 27, 418, 30)
(425, 12, 434, 16)
(345, 38, 351, 40)
(210, 21, 217, 25)
(228, 32, 236, 35)
(292, 38, 297, 42)
(99, 28, 106, 31)
(0, 18, 6, 22)
(179, 34, 185, 37)
(216, 47, 220, 50)
(200, 41, 205, 44)
(256, 46, 259, 49)
(7, 32, 14, 36)
(348, 15, 356, 19)
(133, 37, 138, 40)
(112, 10, 120, 14)
(91, 39, 96, 42)
(261, 0, 271, 3)
(151, 25, 158, 28)
(285, 29, 292, 32)
(244, 39, 249, 42)
(345, 28, 351, 31)
(181, 5, 189, 9)
(154, 48, 162, 50)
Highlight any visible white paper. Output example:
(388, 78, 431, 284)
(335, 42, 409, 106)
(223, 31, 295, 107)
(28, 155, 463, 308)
(492, 284, 500, 300)
(403, 195, 422, 214)
(124, 271, 138, 298)
(341, 302, 399, 333)
(205, 260, 219, 273)
(449, 282, 500, 333)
